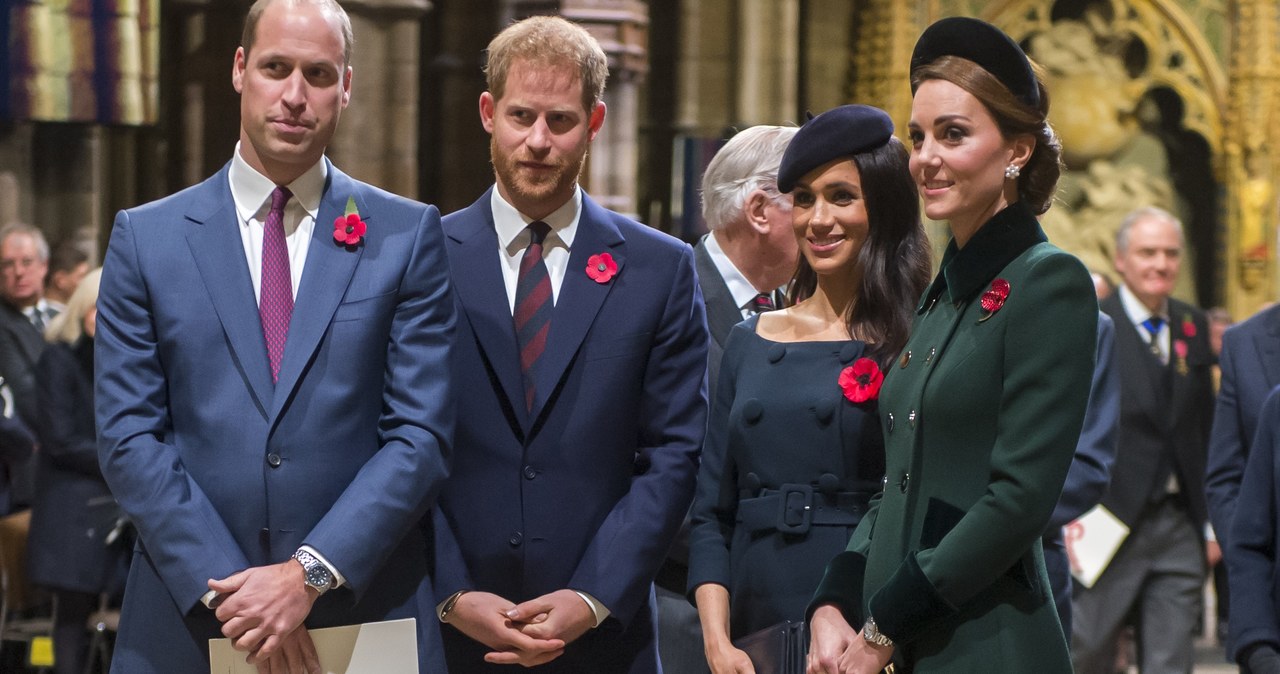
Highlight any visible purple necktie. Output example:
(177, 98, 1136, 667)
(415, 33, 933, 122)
(514, 221, 552, 410)
(260, 186, 294, 383)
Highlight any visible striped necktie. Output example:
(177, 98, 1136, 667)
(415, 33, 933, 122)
(514, 221, 553, 410)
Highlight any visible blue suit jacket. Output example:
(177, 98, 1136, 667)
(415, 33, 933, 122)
(95, 161, 455, 673)
(1227, 384, 1280, 663)
(433, 188, 708, 673)
(1207, 304, 1280, 549)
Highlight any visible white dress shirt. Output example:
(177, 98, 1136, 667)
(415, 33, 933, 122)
(491, 186, 581, 313)
(228, 142, 323, 303)
(1118, 284, 1170, 365)
(703, 231, 769, 319)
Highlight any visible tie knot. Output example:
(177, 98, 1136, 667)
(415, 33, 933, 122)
(270, 186, 293, 214)
(527, 221, 551, 246)
(751, 293, 776, 313)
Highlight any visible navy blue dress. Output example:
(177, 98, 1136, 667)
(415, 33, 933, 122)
(687, 316, 885, 638)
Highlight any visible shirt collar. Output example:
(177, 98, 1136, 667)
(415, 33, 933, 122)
(919, 201, 1047, 311)
(491, 185, 581, 252)
(703, 232, 763, 310)
(1118, 283, 1167, 327)
(228, 142, 328, 224)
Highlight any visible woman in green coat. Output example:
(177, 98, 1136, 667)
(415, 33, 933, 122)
(806, 17, 1097, 674)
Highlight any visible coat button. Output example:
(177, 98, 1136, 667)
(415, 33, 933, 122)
(523, 465, 537, 480)
(909, 410, 918, 429)
(767, 344, 787, 363)
(267, 453, 282, 468)
(899, 351, 911, 368)
(509, 532, 523, 547)
(839, 343, 861, 362)
(899, 473, 910, 493)
(742, 399, 764, 424)
(814, 399, 835, 424)
(886, 413, 894, 432)
(926, 347, 936, 364)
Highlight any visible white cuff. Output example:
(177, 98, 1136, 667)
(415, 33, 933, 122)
(574, 591, 610, 628)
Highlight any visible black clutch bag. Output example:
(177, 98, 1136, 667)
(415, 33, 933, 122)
(732, 620, 806, 674)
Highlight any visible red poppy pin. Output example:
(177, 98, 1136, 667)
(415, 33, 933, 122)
(839, 357, 884, 403)
(1181, 314, 1196, 338)
(333, 197, 366, 247)
(978, 278, 1010, 322)
(586, 252, 618, 283)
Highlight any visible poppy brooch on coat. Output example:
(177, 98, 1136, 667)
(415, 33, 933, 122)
(978, 278, 1010, 322)
(1180, 313, 1197, 338)
(839, 357, 884, 403)
(586, 252, 618, 283)
(333, 197, 366, 247)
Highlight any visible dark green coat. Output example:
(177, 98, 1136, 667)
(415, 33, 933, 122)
(812, 203, 1096, 672)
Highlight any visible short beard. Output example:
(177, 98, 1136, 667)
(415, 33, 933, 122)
(490, 136, 587, 213)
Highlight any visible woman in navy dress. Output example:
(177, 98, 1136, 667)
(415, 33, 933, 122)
(688, 105, 931, 674)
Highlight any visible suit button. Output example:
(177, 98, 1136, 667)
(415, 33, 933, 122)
(908, 410, 918, 429)
(267, 453, 282, 468)
(899, 473, 910, 493)
(509, 532, 523, 547)
(899, 351, 911, 368)
(886, 413, 894, 432)
(523, 465, 537, 480)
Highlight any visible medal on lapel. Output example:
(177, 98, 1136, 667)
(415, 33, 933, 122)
(1173, 339, 1189, 376)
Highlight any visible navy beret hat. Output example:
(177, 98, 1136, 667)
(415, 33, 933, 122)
(910, 16, 1040, 109)
(776, 104, 895, 193)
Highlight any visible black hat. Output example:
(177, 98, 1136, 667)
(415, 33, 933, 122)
(776, 105, 895, 193)
(910, 16, 1040, 108)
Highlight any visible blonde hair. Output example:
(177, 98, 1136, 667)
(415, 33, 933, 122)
(485, 15, 608, 112)
(45, 267, 101, 344)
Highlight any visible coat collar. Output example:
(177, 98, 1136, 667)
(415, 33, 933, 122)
(918, 201, 1046, 312)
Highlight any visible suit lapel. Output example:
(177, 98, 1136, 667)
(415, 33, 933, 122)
(269, 163, 364, 423)
(185, 165, 273, 419)
(446, 191, 528, 428)
(529, 195, 625, 420)
(694, 237, 741, 348)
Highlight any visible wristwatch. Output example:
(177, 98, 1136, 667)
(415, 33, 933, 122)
(861, 616, 894, 648)
(293, 549, 334, 595)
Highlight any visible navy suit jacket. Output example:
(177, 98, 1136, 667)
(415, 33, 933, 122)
(96, 161, 455, 673)
(1226, 384, 1280, 663)
(433, 188, 708, 673)
(1207, 303, 1280, 549)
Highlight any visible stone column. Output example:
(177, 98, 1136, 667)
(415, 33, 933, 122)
(563, 0, 649, 218)
(332, 0, 433, 199)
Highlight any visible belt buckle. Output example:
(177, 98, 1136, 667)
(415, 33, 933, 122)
(777, 484, 813, 534)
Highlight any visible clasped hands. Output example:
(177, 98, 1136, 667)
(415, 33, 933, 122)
(806, 605, 893, 674)
(208, 560, 321, 674)
(447, 588, 596, 667)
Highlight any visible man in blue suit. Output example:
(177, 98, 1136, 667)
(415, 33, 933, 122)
(95, 1, 455, 671)
(1206, 303, 1280, 551)
(431, 15, 708, 673)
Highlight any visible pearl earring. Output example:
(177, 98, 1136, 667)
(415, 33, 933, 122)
(1004, 164, 1021, 180)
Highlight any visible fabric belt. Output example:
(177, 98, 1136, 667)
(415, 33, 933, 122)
(737, 484, 870, 535)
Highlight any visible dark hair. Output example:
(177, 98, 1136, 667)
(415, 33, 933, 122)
(912, 55, 1061, 215)
(48, 243, 88, 276)
(789, 137, 932, 367)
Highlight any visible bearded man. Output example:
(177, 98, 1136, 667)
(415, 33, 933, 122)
(428, 15, 709, 673)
